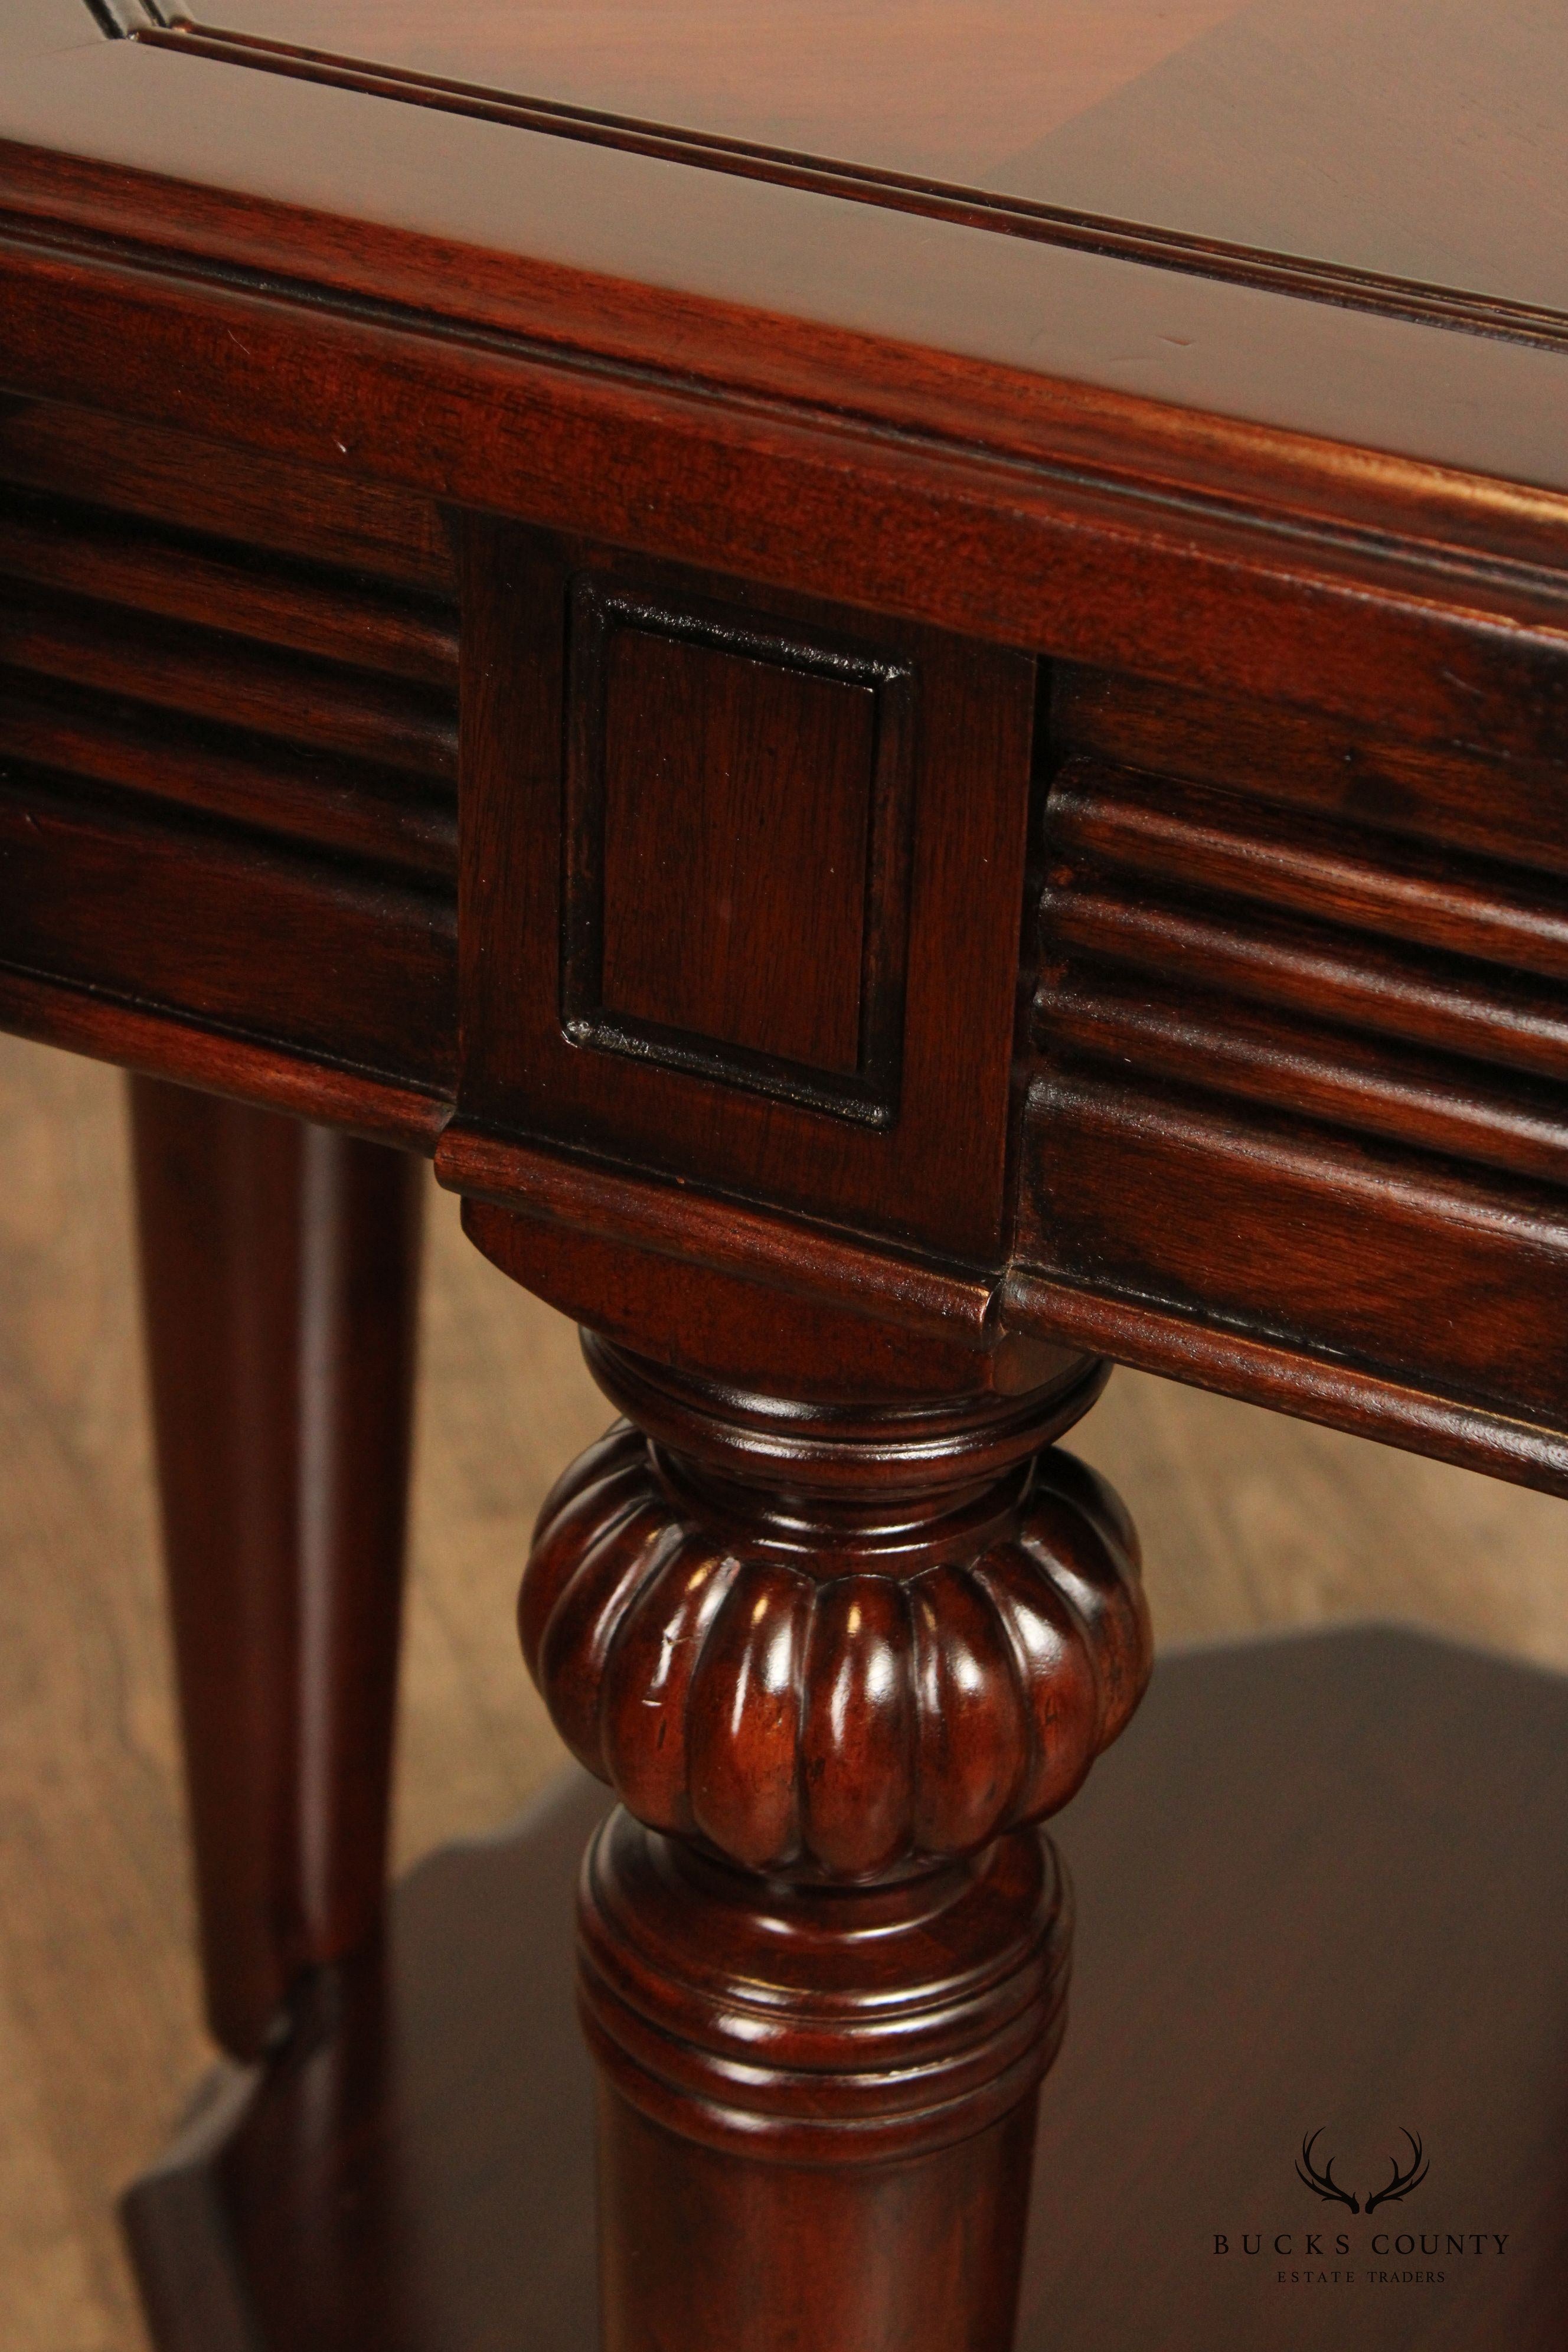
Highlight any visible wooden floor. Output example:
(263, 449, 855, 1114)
(2, 1031, 1566, 2352)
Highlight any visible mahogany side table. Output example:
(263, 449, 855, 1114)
(3, 4, 1568, 2347)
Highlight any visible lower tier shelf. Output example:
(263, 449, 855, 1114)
(125, 1626, 1568, 2350)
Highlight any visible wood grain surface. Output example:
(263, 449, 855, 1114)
(6, 401, 1568, 1491)
(124, 0, 1568, 332)
(2, 13, 1566, 2343)
(122, 1629, 1568, 2352)
(2, 1031, 1566, 2347)
(156, 0, 1249, 182)
(10, 27, 1568, 509)
(129, 1079, 424, 2063)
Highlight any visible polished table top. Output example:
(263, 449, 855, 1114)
(130, 0, 1568, 321)
(4, 0, 1568, 489)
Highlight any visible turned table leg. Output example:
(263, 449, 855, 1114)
(521, 1335, 1151, 2352)
(129, 1076, 424, 2060)
(113, 1282, 1568, 2351)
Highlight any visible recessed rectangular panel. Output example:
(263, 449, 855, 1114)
(600, 627, 871, 1073)
(563, 580, 913, 1122)
(459, 522, 1037, 1262)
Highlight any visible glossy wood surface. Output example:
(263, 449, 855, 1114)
(12, 1028, 1568, 2352)
(156, 0, 1249, 182)
(2, 386, 1566, 1489)
(524, 1346, 1141, 1866)
(1014, 662, 1568, 1473)
(594, 620, 877, 1080)
(151, 0, 1568, 327)
(130, 1078, 424, 2061)
(508, 1340, 1146, 2352)
(0, 10, 1562, 2348)
(457, 522, 1035, 1263)
(122, 1628, 1568, 2351)
(0, 401, 458, 1117)
(586, 1819, 1061, 2352)
(8, 15, 1568, 505)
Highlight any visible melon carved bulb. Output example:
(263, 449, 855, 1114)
(520, 1345, 1151, 1882)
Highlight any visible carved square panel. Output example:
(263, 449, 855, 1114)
(458, 522, 1037, 1263)
(564, 579, 913, 1125)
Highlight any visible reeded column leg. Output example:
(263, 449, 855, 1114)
(129, 1076, 424, 2060)
(521, 1335, 1152, 2352)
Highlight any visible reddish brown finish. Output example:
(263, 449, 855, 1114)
(593, 612, 877, 1080)
(0, 398, 458, 590)
(131, 1075, 423, 2059)
(13, 0, 1568, 488)
(0, 194, 1561, 1498)
(584, 1825, 1059, 2352)
(0, 775, 452, 1080)
(3, 175, 1562, 755)
(0, 669, 454, 880)
(1035, 967, 1568, 1188)
(0, 489, 458, 684)
(125, 0, 1252, 192)
(1025, 1079, 1568, 1425)
(458, 521, 1036, 1260)
(0, 580, 454, 778)
(1047, 760, 1568, 994)
(3, 9, 1568, 2347)
(0, 963, 451, 1152)
(0, 409, 459, 1098)
(457, 1182, 1004, 1397)
(459, 1185, 1082, 1407)
(1051, 664, 1568, 880)
(525, 1342, 1141, 1871)
(1010, 664, 1568, 1472)
(119, 1629, 1568, 2352)
(134, 0, 1568, 360)
(517, 1337, 1148, 2352)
